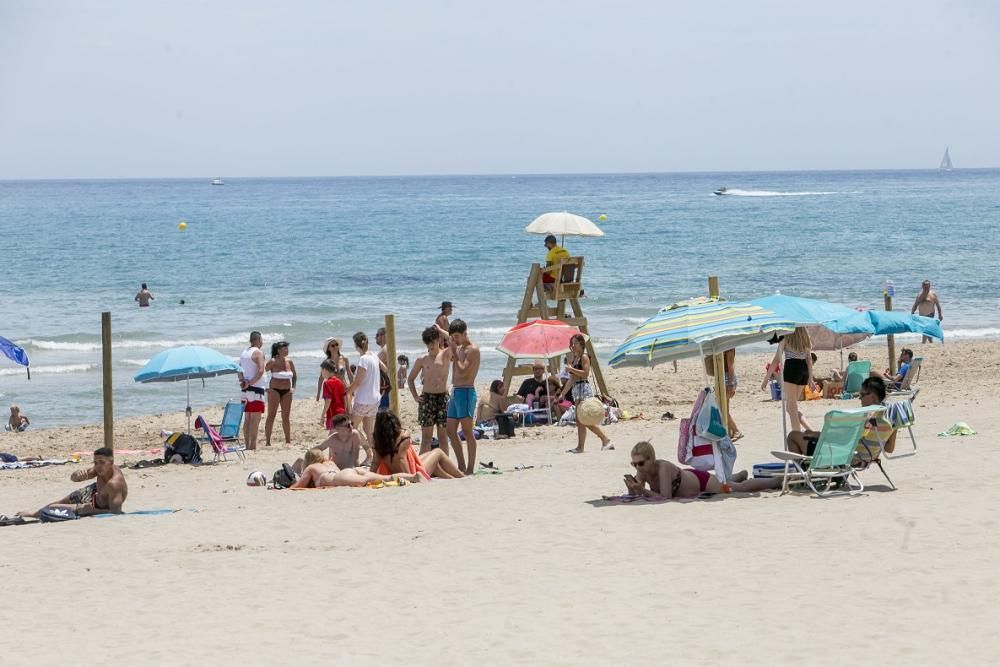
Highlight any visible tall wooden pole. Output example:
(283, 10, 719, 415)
(707, 277, 728, 430)
(885, 292, 896, 375)
(384, 314, 400, 415)
(101, 311, 114, 450)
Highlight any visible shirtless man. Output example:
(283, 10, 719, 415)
(408, 326, 452, 454)
(435, 301, 453, 348)
(291, 448, 421, 489)
(135, 283, 154, 307)
(445, 319, 481, 475)
(20, 447, 127, 518)
(911, 280, 944, 344)
(314, 414, 362, 469)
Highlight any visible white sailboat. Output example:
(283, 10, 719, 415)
(939, 147, 953, 171)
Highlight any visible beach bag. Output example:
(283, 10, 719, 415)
(494, 413, 515, 438)
(272, 463, 299, 489)
(40, 507, 79, 523)
(678, 388, 709, 464)
(694, 389, 727, 441)
(163, 432, 202, 465)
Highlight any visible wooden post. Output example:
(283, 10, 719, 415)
(707, 277, 728, 430)
(101, 311, 114, 450)
(884, 292, 896, 375)
(384, 314, 400, 415)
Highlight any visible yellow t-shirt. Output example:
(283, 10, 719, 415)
(544, 245, 570, 277)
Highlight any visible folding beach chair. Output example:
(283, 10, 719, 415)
(887, 357, 922, 396)
(201, 401, 246, 463)
(771, 406, 884, 497)
(883, 389, 919, 458)
(843, 360, 872, 396)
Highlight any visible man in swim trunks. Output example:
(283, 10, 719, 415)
(911, 279, 943, 344)
(20, 447, 127, 517)
(408, 327, 452, 454)
(238, 331, 267, 450)
(435, 301, 453, 348)
(445, 319, 481, 475)
(134, 283, 154, 307)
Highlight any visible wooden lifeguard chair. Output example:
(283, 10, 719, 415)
(501, 257, 610, 398)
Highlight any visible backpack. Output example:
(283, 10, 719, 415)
(494, 413, 515, 438)
(163, 432, 202, 464)
(272, 463, 299, 489)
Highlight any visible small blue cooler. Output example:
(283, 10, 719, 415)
(769, 380, 782, 401)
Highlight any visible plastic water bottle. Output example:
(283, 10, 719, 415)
(884, 278, 895, 298)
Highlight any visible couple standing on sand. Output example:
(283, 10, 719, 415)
(407, 319, 481, 476)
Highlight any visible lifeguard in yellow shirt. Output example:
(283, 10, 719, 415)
(542, 234, 570, 284)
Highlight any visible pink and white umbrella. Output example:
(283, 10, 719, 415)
(496, 319, 586, 360)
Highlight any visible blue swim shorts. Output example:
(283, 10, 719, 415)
(447, 387, 478, 420)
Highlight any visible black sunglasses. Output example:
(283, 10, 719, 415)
(631, 460, 647, 468)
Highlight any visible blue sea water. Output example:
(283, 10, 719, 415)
(1, 169, 999, 427)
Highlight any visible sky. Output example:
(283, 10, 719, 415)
(1, 0, 998, 178)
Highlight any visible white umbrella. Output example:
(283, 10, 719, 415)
(525, 212, 605, 245)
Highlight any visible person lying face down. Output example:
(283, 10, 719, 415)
(19, 447, 128, 518)
(291, 447, 423, 489)
(623, 441, 780, 499)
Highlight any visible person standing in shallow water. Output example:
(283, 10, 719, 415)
(135, 283, 154, 307)
(911, 279, 943, 344)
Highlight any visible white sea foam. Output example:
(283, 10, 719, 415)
(720, 189, 839, 197)
(18, 333, 282, 352)
(0, 363, 95, 377)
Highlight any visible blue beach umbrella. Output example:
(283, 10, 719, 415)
(609, 297, 796, 368)
(750, 294, 875, 336)
(0, 335, 30, 379)
(865, 311, 944, 340)
(134, 346, 240, 432)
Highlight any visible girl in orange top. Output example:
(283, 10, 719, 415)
(371, 411, 464, 480)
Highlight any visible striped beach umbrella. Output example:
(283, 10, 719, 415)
(609, 297, 795, 368)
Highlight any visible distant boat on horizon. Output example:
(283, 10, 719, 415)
(939, 148, 953, 171)
(210, 177, 225, 186)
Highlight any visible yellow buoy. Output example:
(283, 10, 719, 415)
(178, 221, 188, 231)
(598, 214, 607, 222)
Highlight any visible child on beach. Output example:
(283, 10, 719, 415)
(320, 359, 346, 430)
(407, 327, 452, 454)
(6, 405, 29, 432)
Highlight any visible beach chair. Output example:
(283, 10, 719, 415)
(202, 401, 246, 462)
(883, 389, 919, 458)
(771, 406, 884, 497)
(887, 356, 922, 395)
(843, 360, 872, 397)
(853, 410, 896, 489)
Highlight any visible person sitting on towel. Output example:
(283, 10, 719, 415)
(786, 376, 897, 456)
(19, 447, 127, 518)
(291, 448, 423, 488)
(624, 441, 780, 499)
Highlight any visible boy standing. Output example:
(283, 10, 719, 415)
(320, 359, 346, 431)
(408, 327, 452, 454)
(446, 319, 481, 474)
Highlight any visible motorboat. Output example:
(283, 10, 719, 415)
(713, 186, 728, 196)
(211, 177, 225, 186)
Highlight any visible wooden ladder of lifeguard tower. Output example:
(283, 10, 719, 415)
(501, 257, 610, 398)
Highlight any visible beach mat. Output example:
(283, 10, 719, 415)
(1, 508, 184, 527)
(0, 459, 76, 471)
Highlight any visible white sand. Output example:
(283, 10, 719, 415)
(1, 340, 996, 665)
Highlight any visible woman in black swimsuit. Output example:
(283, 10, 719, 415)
(265, 341, 297, 446)
(564, 334, 613, 453)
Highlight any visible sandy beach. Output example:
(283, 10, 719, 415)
(0, 338, 995, 664)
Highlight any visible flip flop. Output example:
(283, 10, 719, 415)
(479, 461, 500, 471)
(602, 441, 615, 451)
(566, 448, 584, 454)
(661, 412, 676, 420)
(0, 515, 27, 527)
(513, 464, 535, 471)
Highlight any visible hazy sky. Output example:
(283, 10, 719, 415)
(2, 0, 998, 178)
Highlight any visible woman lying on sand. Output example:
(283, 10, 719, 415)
(291, 448, 423, 488)
(371, 410, 464, 479)
(624, 441, 781, 499)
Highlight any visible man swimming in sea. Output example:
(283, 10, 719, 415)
(408, 326, 452, 454)
(445, 319, 481, 475)
(911, 279, 943, 344)
(19, 447, 127, 517)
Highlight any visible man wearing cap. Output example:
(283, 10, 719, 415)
(542, 235, 570, 285)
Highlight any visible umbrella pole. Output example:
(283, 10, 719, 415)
(186, 377, 192, 434)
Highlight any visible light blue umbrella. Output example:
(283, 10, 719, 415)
(134, 346, 240, 432)
(0, 335, 30, 379)
(609, 297, 796, 368)
(866, 311, 943, 340)
(750, 294, 875, 335)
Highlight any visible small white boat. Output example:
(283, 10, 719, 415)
(210, 177, 225, 186)
(939, 148, 952, 171)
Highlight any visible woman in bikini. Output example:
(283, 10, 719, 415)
(291, 448, 422, 488)
(315, 338, 352, 401)
(265, 341, 297, 447)
(624, 441, 780, 499)
(760, 327, 816, 433)
(371, 410, 464, 479)
(564, 334, 613, 453)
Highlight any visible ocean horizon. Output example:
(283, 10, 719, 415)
(2, 168, 998, 427)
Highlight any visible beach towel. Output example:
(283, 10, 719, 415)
(599, 494, 671, 504)
(938, 422, 977, 437)
(375, 446, 431, 481)
(0, 458, 74, 471)
(885, 400, 916, 428)
(194, 415, 227, 456)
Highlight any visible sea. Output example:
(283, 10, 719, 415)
(2, 169, 999, 427)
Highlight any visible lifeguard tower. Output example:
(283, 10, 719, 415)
(501, 256, 609, 398)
